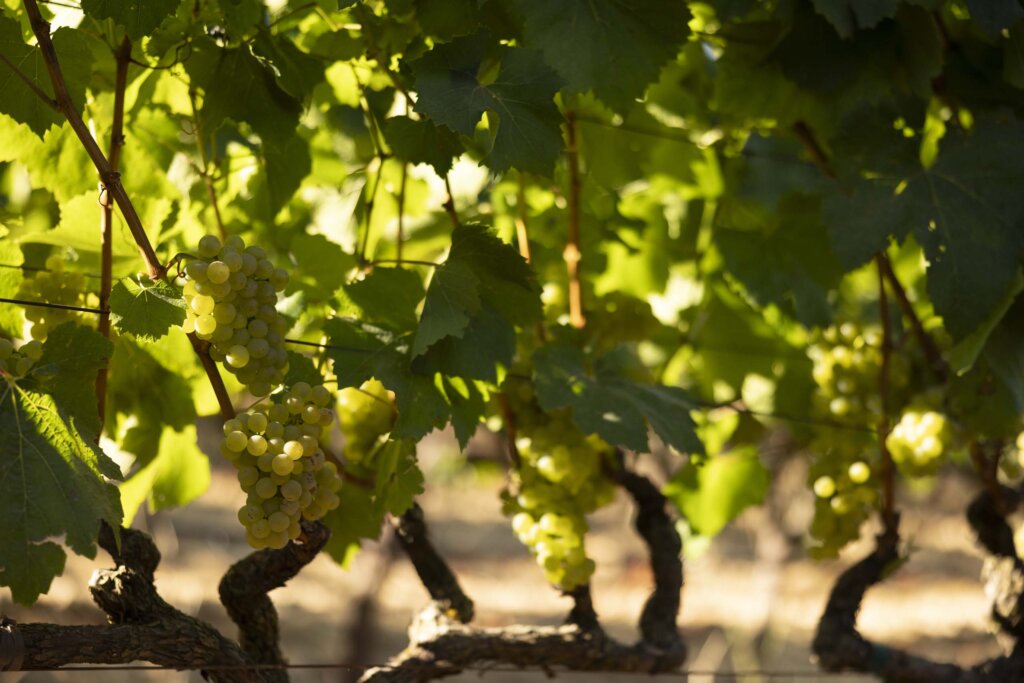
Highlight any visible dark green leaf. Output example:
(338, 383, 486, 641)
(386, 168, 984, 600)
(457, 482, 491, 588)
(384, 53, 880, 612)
(809, 0, 898, 39)
(412, 34, 563, 174)
(514, 0, 691, 112)
(341, 267, 425, 333)
(0, 21, 94, 137)
(81, 0, 180, 39)
(412, 260, 480, 356)
(967, 0, 1024, 37)
(0, 383, 122, 604)
(289, 233, 355, 301)
(382, 115, 464, 175)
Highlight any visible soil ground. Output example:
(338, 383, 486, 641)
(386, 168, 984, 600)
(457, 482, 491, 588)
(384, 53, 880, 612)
(0, 425, 1006, 683)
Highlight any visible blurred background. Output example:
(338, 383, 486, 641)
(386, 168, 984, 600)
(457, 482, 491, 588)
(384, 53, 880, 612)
(0, 421, 1003, 683)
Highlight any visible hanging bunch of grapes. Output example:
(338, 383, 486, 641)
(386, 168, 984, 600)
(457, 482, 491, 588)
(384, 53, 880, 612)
(17, 254, 88, 341)
(501, 382, 616, 590)
(221, 382, 342, 549)
(337, 379, 396, 464)
(180, 234, 290, 396)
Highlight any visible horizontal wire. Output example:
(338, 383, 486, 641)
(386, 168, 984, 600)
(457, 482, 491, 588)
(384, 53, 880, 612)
(0, 296, 879, 434)
(0, 262, 105, 279)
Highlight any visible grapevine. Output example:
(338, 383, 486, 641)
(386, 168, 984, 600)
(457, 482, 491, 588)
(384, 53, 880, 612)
(180, 234, 290, 396)
(220, 381, 342, 549)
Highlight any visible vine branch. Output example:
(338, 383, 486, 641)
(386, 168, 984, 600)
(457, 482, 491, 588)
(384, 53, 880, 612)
(95, 35, 131, 437)
(442, 175, 459, 228)
(564, 111, 585, 329)
(21, 0, 163, 280)
(876, 254, 949, 382)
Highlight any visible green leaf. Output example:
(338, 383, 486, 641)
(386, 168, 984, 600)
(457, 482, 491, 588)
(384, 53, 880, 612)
(664, 446, 769, 537)
(372, 439, 423, 515)
(533, 341, 703, 455)
(322, 483, 385, 567)
(412, 34, 563, 174)
(32, 322, 114, 443)
(413, 224, 541, 360)
(514, 0, 691, 112)
(824, 117, 1024, 338)
(109, 276, 186, 341)
(119, 425, 209, 524)
(341, 267, 425, 333)
(1005, 22, 1024, 89)
(80, 0, 180, 39)
(382, 115, 464, 175)
(412, 260, 480, 356)
(263, 135, 312, 217)
(415, 304, 515, 381)
(185, 38, 301, 149)
(715, 195, 842, 327)
(414, 0, 479, 39)
(809, 0, 898, 39)
(0, 383, 122, 604)
(443, 377, 487, 448)
(289, 233, 355, 301)
(0, 21, 94, 137)
(252, 30, 325, 101)
(949, 270, 1024, 374)
(0, 234, 23, 337)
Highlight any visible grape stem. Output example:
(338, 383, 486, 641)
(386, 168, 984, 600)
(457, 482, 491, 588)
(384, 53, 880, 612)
(875, 254, 898, 535)
(95, 35, 132, 439)
(565, 111, 586, 329)
(20, 0, 164, 280)
(876, 254, 949, 382)
(443, 175, 459, 227)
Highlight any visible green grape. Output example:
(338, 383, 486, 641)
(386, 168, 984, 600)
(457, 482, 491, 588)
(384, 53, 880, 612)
(337, 379, 396, 462)
(848, 462, 871, 484)
(225, 431, 248, 452)
(813, 476, 836, 498)
(886, 409, 950, 476)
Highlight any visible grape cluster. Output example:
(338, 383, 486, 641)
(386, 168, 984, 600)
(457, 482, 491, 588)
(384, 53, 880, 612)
(17, 254, 86, 341)
(886, 409, 950, 477)
(220, 382, 342, 549)
(502, 384, 615, 590)
(0, 338, 42, 378)
(337, 379, 396, 463)
(806, 323, 889, 558)
(181, 234, 290, 396)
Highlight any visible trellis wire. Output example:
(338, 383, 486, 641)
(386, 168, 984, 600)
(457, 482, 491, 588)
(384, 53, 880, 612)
(0, 294, 881, 435)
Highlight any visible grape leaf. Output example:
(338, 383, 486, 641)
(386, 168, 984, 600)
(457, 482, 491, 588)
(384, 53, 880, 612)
(809, 0, 898, 39)
(322, 483, 384, 567)
(382, 115, 464, 175)
(0, 383, 123, 605)
(412, 34, 562, 174)
(415, 304, 515, 382)
(443, 377, 487, 448)
(119, 425, 210, 524)
(31, 322, 114, 443)
(715, 195, 842, 327)
(372, 439, 423, 515)
(289, 233, 355, 301)
(252, 30, 325, 101)
(664, 446, 768, 537)
(0, 21, 94, 137)
(414, 0, 479, 39)
(0, 233, 23, 337)
(109, 276, 186, 341)
(341, 267, 425, 332)
(80, 0, 180, 39)
(824, 117, 1024, 338)
(533, 341, 703, 455)
(263, 135, 312, 217)
(283, 351, 325, 388)
(185, 38, 301, 149)
(412, 260, 480, 356)
(413, 224, 540, 358)
(514, 0, 691, 113)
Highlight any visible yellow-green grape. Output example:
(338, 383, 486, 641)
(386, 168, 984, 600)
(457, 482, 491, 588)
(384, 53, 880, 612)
(813, 476, 836, 498)
(16, 254, 88, 341)
(338, 379, 396, 463)
(886, 409, 949, 476)
(848, 462, 871, 484)
(180, 233, 290, 395)
(219, 382, 343, 549)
